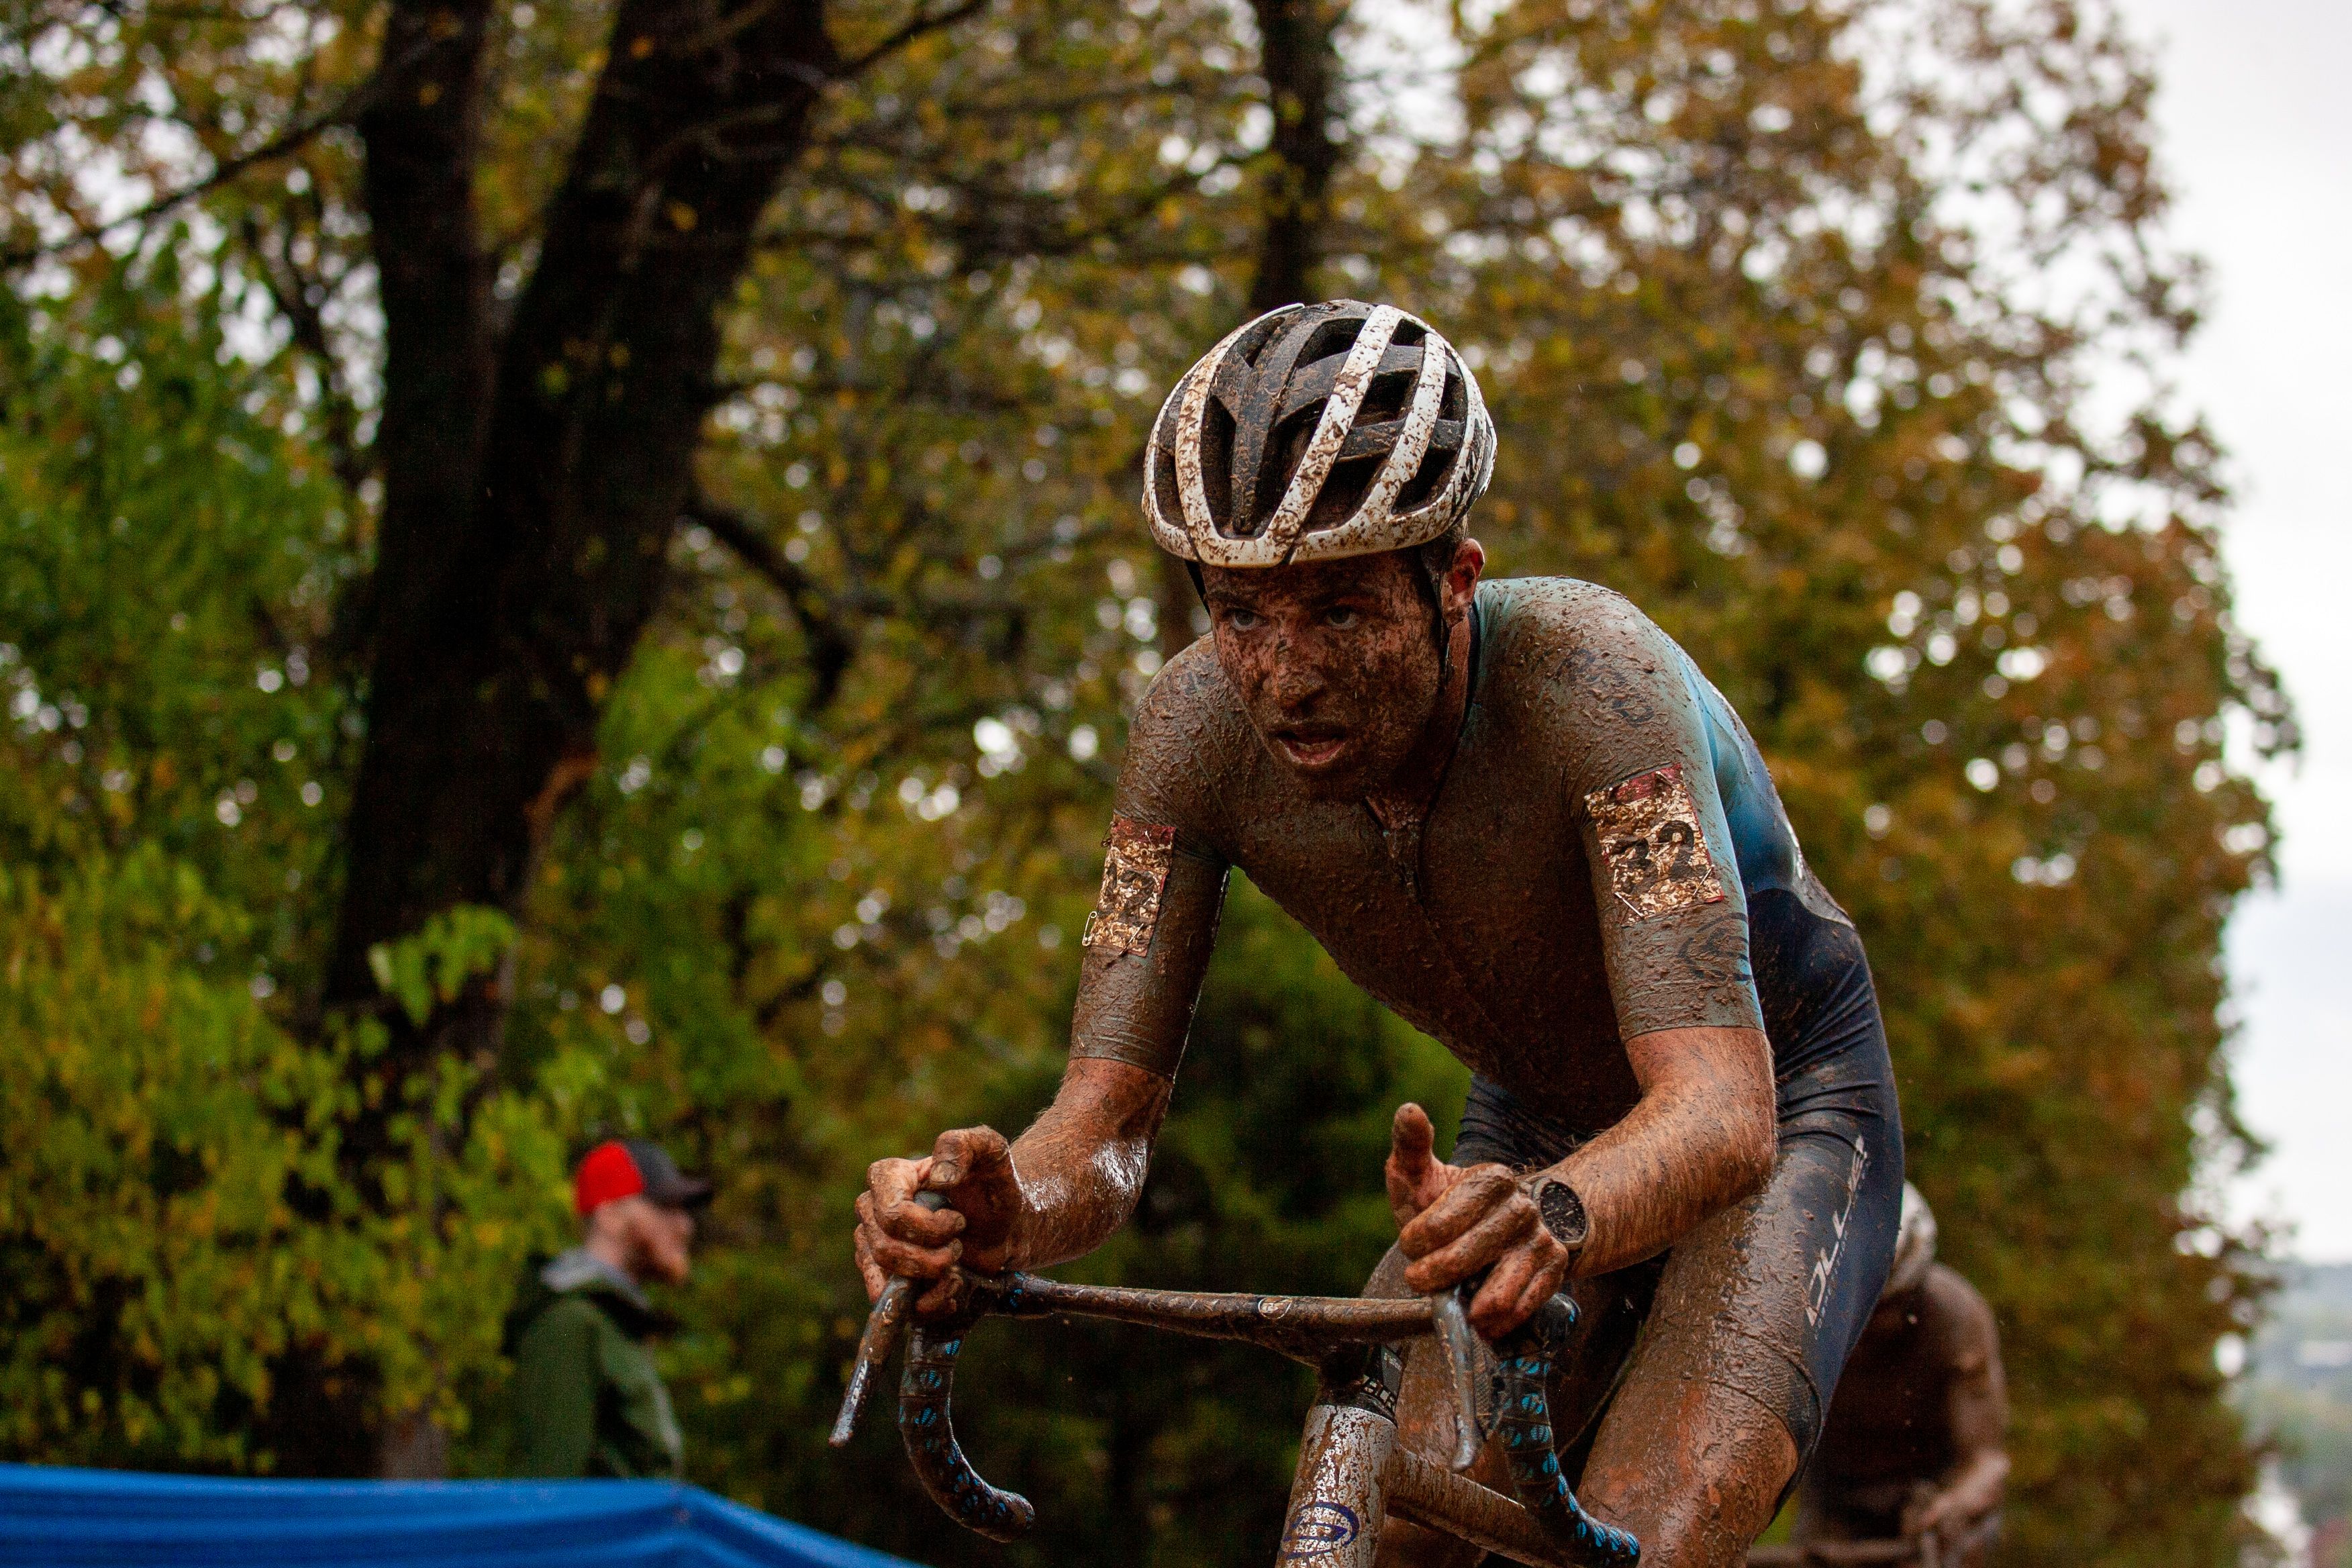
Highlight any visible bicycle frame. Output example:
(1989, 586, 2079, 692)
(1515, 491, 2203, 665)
(830, 1264, 1642, 1568)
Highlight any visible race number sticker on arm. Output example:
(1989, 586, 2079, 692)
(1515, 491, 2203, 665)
(1584, 763, 1728, 920)
(1081, 817, 1177, 955)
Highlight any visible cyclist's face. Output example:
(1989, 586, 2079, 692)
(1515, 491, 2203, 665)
(1202, 547, 1467, 799)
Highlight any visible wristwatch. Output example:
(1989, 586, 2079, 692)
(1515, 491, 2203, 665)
(1531, 1177, 1589, 1252)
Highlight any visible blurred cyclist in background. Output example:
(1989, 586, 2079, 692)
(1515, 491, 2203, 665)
(1796, 1184, 2009, 1567)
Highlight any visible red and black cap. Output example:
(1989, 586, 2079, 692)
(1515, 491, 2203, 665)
(573, 1138, 714, 1216)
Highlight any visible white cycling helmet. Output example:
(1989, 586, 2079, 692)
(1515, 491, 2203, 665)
(1144, 301, 1496, 567)
(1886, 1182, 1939, 1297)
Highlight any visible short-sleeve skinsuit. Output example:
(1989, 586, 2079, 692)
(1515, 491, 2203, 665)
(1071, 576, 1904, 1465)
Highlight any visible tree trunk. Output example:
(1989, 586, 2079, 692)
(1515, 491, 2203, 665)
(1157, 0, 1342, 665)
(1244, 0, 1341, 314)
(285, 0, 840, 1475)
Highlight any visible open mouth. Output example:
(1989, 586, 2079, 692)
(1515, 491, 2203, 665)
(1272, 726, 1351, 769)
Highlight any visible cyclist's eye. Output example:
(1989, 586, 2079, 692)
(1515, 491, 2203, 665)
(1324, 606, 1361, 630)
(1224, 606, 1261, 631)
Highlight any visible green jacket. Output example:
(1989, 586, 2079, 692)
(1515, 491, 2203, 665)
(504, 1249, 683, 1479)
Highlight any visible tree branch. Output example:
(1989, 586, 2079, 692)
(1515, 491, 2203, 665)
(687, 496, 862, 714)
(0, 75, 388, 271)
(239, 202, 375, 495)
(836, 0, 992, 77)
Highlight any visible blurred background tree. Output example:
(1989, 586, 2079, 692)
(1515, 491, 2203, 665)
(0, 0, 2286, 1561)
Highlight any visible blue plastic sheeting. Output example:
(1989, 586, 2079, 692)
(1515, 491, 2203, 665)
(0, 1463, 922, 1568)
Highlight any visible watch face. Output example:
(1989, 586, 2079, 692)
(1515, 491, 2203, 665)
(1536, 1180, 1588, 1247)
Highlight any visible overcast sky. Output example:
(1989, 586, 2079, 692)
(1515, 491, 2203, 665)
(2109, 0, 2352, 1261)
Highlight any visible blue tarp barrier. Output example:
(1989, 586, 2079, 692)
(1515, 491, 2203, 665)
(0, 1463, 923, 1568)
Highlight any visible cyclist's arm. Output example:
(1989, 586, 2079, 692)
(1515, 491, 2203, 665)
(1917, 1270, 2010, 1533)
(1549, 609, 1775, 1273)
(1391, 598, 1774, 1322)
(1553, 1024, 1773, 1275)
(856, 660, 1230, 1300)
(999, 1056, 1174, 1269)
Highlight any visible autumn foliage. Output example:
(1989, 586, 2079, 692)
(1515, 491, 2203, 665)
(0, 0, 2284, 1561)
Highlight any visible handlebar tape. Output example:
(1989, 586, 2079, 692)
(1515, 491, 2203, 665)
(897, 1324, 1036, 1543)
(1489, 1292, 1643, 1567)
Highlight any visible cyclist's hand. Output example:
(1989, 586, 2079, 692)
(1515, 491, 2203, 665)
(854, 1126, 1022, 1312)
(1385, 1103, 1465, 1227)
(1385, 1103, 1570, 1338)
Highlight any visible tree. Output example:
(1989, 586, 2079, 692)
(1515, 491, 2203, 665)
(1, 0, 2286, 1557)
(8, 0, 993, 1473)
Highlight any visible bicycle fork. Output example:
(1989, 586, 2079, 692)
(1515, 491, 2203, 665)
(1277, 1344, 1404, 1567)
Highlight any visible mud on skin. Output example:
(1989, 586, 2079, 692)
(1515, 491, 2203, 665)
(851, 552, 1908, 1567)
(859, 554, 1777, 1327)
(1194, 548, 1463, 808)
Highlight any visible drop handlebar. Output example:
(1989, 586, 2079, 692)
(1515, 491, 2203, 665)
(830, 1260, 1638, 1567)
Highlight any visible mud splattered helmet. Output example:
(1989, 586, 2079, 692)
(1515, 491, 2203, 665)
(1886, 1182, 1939, 1296)
(1144, 301, 1496, 567)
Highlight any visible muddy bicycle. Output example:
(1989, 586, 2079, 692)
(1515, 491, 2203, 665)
(831, 1198, 1642, 1568)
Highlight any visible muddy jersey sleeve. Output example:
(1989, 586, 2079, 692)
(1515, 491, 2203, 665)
(1067, 651, 1234, 1079)
(1540, 591, 1765, 1041)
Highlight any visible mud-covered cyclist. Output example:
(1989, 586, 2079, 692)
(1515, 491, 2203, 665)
(855, 302, 1906, 1567)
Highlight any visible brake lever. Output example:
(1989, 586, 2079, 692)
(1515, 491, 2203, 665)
(1428, 1286, 1486, 1472)
(830, 1190, 948, 1447)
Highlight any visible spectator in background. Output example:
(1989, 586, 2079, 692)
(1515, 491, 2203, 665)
(1796, 1183, 2010, 1567)
(506, 1139, 711, 1478)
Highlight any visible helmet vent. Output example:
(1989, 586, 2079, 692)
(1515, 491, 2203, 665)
(1308, 455, 1381, 532)
(1297, 315, 1363, 368)
(1394, 436, 1453, 513)
(1197, 398, 1238, 532)
(1151, 445, 1184, 530)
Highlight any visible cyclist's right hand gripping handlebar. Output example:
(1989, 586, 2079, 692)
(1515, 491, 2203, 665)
(1487, 1289, 1640, 1566)
(836, 1191, 1036, 1542)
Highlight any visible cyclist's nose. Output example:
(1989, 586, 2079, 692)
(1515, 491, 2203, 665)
(1267, 637, 1329, 707)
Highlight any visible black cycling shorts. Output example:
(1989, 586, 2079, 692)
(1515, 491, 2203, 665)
(1452, 889, 1904, 1467)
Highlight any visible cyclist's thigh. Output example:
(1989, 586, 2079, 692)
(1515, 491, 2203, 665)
(1574, 1193, 1798, 1568)
(1359, 1246, 1658, 1568)
(1577, 1117, 1898, 1568)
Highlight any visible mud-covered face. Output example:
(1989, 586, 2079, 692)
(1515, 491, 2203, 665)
(1202, 550, 1451, 799)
